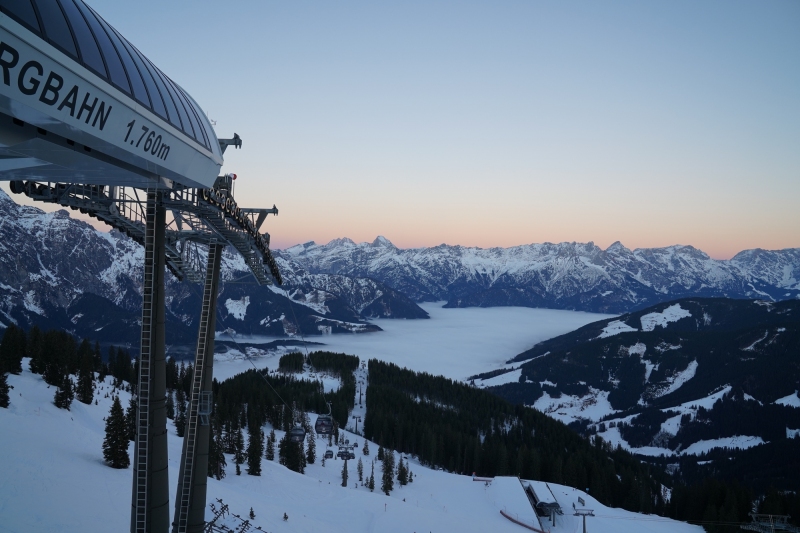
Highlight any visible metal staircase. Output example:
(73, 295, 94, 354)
(175, 243, 219, 532)
(173, 242, 223, 533)
(133, 193, 157, 533)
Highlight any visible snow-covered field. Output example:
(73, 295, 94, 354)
(0, 360, 702, 533)
(216, 302, 611, 382)
(588, 386, 774, 458)
(533, 388, 618, 425)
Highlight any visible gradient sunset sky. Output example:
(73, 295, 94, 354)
(5, 0, 798, 259)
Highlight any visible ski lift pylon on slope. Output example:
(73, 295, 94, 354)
(315, 402, 334, 436)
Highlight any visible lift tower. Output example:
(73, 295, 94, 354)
(9, 177, 281, 533)
(133, 192, 170, 532)
(0, 4, 283, 531)
(172, 240, 222, 533)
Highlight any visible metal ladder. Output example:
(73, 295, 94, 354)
(175, 242, 219, 532)
(134, 193, 157, 533)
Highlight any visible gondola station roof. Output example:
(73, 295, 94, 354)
(0, 0, 223, 189)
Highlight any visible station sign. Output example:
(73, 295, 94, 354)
(0, 20, 221, 189)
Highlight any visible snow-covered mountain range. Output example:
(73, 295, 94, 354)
(0, 190, 425, 345)
(280, 237, 800, 313)
(3, 186, 799, 344)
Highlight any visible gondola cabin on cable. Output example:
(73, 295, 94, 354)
(288, 425, 306, 444)
(314, 402, 334, 436)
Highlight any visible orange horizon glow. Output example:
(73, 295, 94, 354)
(0, 182, 800, 260)
(3, 183, 795, 262)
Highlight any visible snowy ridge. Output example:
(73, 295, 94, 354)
(279, 236, 800, 313)
(532, 387, 618, 425)
(649, 360, 698, 399)
(775, 391, 800, 408)
(640, 304, 693, 331)
(598, 320, 637, 338)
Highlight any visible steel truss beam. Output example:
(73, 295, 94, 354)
(9, 180, 281, 285)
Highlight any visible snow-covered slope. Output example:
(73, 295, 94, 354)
(0, 359, 702, 533)
(280, 237, 800, 313)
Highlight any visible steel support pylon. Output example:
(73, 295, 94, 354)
(173, 243, 223, 533)
(132, 192, 170, 533)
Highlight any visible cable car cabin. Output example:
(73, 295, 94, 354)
(337, 447, 355, 460)
(314, 415, 334, 436)
(0, 1, 224, 190)
(324, 450, 334, 459)
(288, 426, 306, 444)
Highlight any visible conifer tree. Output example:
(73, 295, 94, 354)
(43, 332, 67, 387)
(125, 396, 137, 441)
(306, 432, 316, 464)
(103, 396, 130, 468)
(278, 432, 289, 467)
(76, 349, 94, 405)
(175, 387, 187, 437)
(249, 508, 255, 520)
(247, 425, 264, 476)
(76, 338, 92, 372)
(54, 373, 74, 410)
(278, 431, 305, 474)
(223, 420, 235, 454)
(97, 358, 108, 383)
(238, 402, 246, 429)
(377, 445, 384, 460)
(368, 463, 375, 492)
(357, 457, 364, 482)
(397, 456, 408, 486)
(362, 440, 370, 456)
(299, 433, 307, 473)
(0, 323, 25, 375)
(234, 427, 245, 475)
(93, 341, 102, 373)
(265, 429, 275, 461)
(178, 361, 186, 392)
(27, 325, 43, 375)
(381, 450, 395, 495)
(106, 345, 116, 380)
(341, 459, 349, 487)
(165, 389, 175, 419)
(0, 371, 11, 408)
(208, 420, 226, 480)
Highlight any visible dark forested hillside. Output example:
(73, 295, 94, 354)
(492, 297, 799, 420)
(484, 297, 800, 519)
(363, 359, 669, 514)
(216, 351, 357, 430)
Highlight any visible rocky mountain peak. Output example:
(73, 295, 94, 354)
(371, 236, 395, 248)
